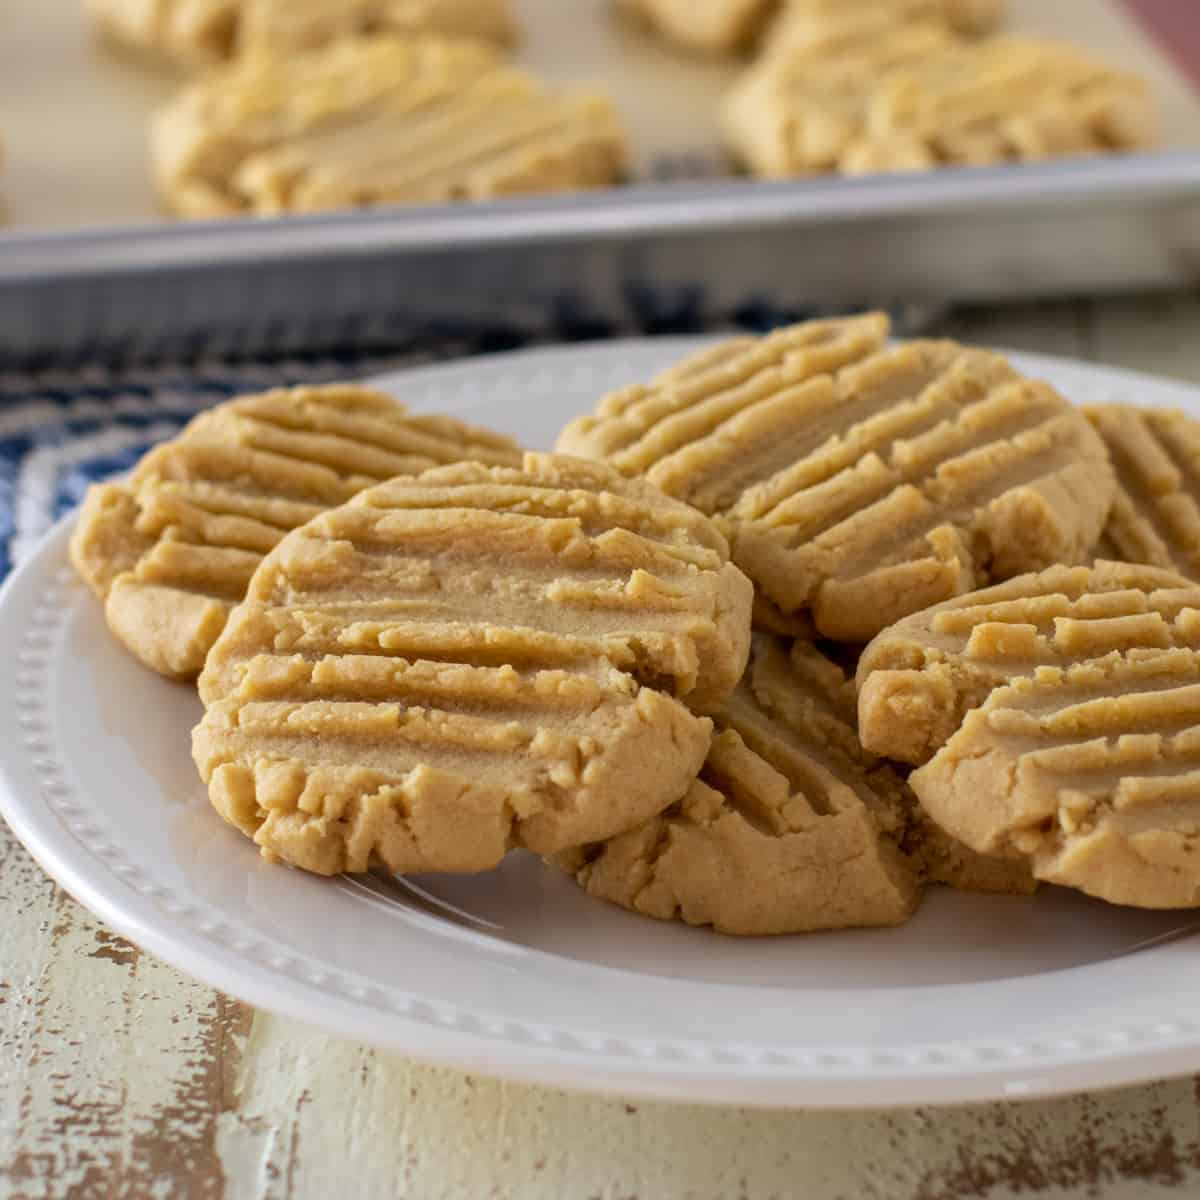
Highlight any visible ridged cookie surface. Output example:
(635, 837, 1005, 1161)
(619, 0, 774, 54)
(857, 561, 1199, 765)
(69, 384, 521, 679)
(1087, 405, 1200, 580)
(764, 0, 1004, 62)
(153, 37, 625, 218)
(846, 37, 1157, 175)
(193, 453, 754, 876)
(555, 635, 1031, 936)
(724, 30, 1153, 178)
(723, 20, 960, 177)
(85, 0, 513, 68)
(238, 0, 515, 57)
(912, 649, 1200, 908)
(558, 313, 1115, 641)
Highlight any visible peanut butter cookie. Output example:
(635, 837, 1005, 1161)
(724, 32, 1154, 178)
(192, 453, 755, 875)
(765, 0, 1006, 62)
(1087, 405, 1200, 581)
(555, 635, 1031, 936)
(69, 384, 521, 679)
(558, 314, 1115, 641)
(913, 648, 1200, 908)
(152, 37, 625, 218)
(857, 560, 1198, 766)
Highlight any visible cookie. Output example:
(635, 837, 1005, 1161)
(238, 0, 515, 58)
(555, 635, 1032, 936)
(152, 37, 626, 218)
(912, 648, 1200, 909)
(69, 384, 521, 679)
(557, 313, 1115, 642)
(724, 30, 1154, 178)
(193, 453, 755, 876)
(857, 561, 1198, 765)
(1086, 405, 1200, 581)
(85, 0, 513, 68)
(764, 0, 1004, 62)
(619, 0, 774, 55)
(846, 37, 1157, 175)
(723, 22, 962, 176)
(752, 592, 815, 640)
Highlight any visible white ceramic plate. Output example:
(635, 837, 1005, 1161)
(4, 338, 1200, 1110)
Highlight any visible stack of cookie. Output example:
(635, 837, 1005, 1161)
(70, 312, 1200, 936)
(556, 312, 1200, 924)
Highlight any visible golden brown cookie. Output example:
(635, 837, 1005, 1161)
(558, 314, 1115, 642)
(912, 648, 1200, 909)
(764, 0, 1005, 62)
(848, 37, 1157, 174)
(1086, 405, 1200, 580)
(857, 560, 1199, 766)
(69, 384, 521, 679)
(752, 592, 815, 639)
(723, 21, 962, 176)
(619, 0, 775, 55)
(555, 635, 1031, 936)
(238, 0, 515, 57)
(85, 0, 513, 68)
(193, 453, 755, 876)
(152, 37, 626, 218)
(724, 30, 1154, 178)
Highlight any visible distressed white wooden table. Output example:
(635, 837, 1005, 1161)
(4, 295, 1200, 1200)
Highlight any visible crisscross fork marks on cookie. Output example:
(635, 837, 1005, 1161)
(911, 649, 1200, 908)
(764, 0, 1005, 62)
(856, 561, 1200, 766)
(553, 635, 1030, 935)
(561, 314, 1115, 641)
(193, 454, 753, 877)
(153, 37, 626, 218)
(1088, 405, 1200, 581)
(69, 384, 522, 679)
(846, 37, 1157, 173)
(728, 344, 1113, 638)
(618, 0, 774, 53)
(201, 457, 754, 707)
(238, 0, 516, 57)
(559, 313, 889, 512)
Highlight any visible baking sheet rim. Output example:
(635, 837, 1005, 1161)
(4, 151, 1200, 282)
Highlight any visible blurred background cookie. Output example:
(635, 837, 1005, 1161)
(84, 0, 515, 69)
(151, 36, 627, 217)
(724, 32, 1155, 178)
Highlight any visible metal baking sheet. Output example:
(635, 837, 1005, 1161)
(2, 0, 1199, 363)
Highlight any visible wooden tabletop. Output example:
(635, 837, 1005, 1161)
(4, 293, 1200, 1200)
